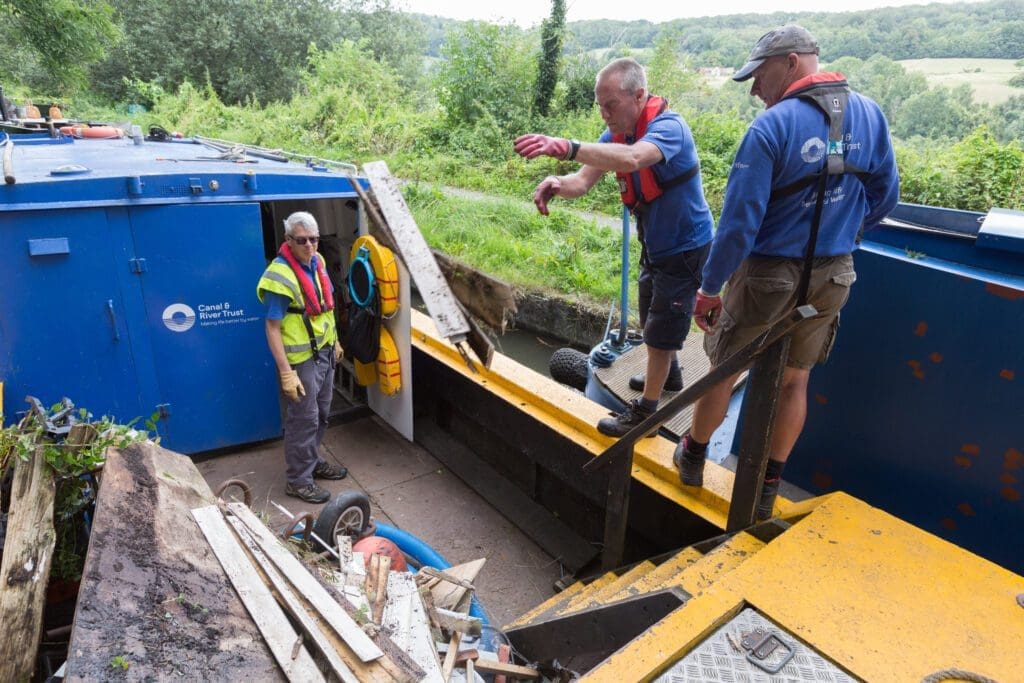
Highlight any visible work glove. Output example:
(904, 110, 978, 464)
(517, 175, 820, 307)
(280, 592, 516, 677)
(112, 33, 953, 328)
(514, 134, 570, 160)
(334, 340, 343, 363)
(279, 369, 306, 402)
(693, 290, 723, 333)
(533, 176, 562, 216)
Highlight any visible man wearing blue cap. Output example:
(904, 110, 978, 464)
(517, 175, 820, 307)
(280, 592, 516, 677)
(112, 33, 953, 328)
(674, 25, 900, 518)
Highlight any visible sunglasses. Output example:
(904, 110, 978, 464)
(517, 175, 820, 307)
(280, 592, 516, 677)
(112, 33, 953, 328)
(287, 235, 320, 245)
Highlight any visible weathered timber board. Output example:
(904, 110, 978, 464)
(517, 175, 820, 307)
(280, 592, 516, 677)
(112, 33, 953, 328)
(65, 442, 282, 681)
(0, 445, 56, 682)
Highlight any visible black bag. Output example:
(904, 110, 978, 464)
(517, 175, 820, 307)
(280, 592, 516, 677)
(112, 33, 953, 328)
(340, 297, 380, 364)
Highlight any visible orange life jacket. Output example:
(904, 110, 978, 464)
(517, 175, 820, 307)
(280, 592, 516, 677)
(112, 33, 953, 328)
(612, 95, 699, 210)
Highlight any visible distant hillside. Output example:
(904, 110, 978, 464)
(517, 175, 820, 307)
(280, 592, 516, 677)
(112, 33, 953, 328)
(898, 58, 1023, 105)
(567, 1, 1024, 66)
(412, 1, 1024, 64)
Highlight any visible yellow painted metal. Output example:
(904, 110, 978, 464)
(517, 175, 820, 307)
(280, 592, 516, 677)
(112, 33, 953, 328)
(556, 572, 619, 615)
(588, 561, 657, 605)
(676, 532, 765, 597)
(505, 580, 590, 629)
(584, 493, 1024, 682)
(608, 547, 704, 603)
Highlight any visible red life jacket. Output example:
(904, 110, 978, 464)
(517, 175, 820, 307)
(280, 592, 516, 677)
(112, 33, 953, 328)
(613, 96, 699, 210)
(278, 242, 334, 316)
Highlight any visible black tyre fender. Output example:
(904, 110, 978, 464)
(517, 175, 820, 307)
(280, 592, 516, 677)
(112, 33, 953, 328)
(313, 491, 372, 547)
(549, 347, 589, 391)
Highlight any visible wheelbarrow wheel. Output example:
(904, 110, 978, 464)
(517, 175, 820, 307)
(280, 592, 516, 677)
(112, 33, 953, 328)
(313, 491, 372, 548)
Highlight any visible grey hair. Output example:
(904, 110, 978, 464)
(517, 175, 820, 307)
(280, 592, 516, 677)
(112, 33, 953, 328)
(283, 211, 319, 236)
(597, 58, 647, 94)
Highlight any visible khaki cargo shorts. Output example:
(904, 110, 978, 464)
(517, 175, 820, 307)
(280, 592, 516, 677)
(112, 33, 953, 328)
(703, 254, 856, 369)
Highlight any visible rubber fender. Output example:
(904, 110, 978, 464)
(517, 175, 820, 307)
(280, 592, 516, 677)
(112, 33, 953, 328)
(350, 235, 399, 316)
(59, 125, 124, 139)
(353, 358, 378, 386)
(549, 347, 589, 391)
(377, 326, 401, 395)
(374, 521, 488, 624)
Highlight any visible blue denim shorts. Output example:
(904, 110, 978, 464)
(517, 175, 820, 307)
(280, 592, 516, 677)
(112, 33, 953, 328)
(638, 242, 710, 350)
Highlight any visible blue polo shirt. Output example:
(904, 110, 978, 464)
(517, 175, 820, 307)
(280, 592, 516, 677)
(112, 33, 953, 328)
(599, 110, 714, 262)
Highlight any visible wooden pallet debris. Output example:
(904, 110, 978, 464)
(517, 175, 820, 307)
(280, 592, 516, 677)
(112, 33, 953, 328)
(418, 558, 486, 612)
(192, 506, 326, 682)
(226, 501, 384, 662)
(382, 571, 445, 681)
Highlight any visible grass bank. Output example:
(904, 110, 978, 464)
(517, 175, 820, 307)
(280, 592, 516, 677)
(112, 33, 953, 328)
(403, 183, 639, 310)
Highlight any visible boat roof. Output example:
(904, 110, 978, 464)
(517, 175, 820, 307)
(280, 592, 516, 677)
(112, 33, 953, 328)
(0, 133, 364, 212)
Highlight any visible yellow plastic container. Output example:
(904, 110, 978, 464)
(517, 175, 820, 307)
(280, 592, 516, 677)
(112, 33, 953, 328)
(376, 327, 401, 396)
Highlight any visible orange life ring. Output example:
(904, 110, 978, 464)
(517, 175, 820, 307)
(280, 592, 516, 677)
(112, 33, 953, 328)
(59, 125, 124, 139)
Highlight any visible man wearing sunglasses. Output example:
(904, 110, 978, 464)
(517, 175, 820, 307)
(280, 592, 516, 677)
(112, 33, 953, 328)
(257, 211, 347, 504)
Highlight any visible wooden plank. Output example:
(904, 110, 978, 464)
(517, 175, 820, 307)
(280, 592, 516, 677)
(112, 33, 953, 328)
(363, 160, 471, 342)
(372, 554, 392, 625)
(440, 631, 462, 682)
(220, 511, 360, 683)
(192, 506, 325, 682)
(727, 338, 789, 531)
(227, 501, 383, 662)
(431, 558, 486, 612)
(228, 519, 414, 683)
(382, 572, 445, 681)
(435, 607, 482, 636)
(0, 445, 55, 681)
(433, 249, 517, 332)
(418, 566, 474, 590)
(65, 443, 281, 681)
(471, 658, 541, 679)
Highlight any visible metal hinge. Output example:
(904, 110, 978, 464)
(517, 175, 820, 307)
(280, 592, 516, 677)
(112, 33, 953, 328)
(129, 257, 147, 273)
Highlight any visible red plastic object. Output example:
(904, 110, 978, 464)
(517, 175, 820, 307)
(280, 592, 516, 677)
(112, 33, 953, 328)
(352, 535, 407, 572)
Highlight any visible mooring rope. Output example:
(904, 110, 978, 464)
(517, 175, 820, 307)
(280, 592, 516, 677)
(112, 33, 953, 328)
(921, 668, 998, 683)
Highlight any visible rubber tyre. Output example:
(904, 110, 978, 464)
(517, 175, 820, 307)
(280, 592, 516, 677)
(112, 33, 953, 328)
(313, 491, 372, 547)
(549, 347, 589, 391)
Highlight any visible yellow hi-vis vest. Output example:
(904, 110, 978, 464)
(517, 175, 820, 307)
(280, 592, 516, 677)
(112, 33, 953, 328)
(256, 256, 337, 365)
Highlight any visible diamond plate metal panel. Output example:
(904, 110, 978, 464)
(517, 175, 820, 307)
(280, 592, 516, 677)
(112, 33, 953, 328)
(654, 607, 861, 682)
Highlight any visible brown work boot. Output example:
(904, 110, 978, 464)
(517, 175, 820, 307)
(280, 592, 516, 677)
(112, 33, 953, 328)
(313, 461, 348, 480)
(285, 481, 330, 504)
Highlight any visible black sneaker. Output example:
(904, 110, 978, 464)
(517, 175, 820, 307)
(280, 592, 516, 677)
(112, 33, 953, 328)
(628, 369, 684, 393)
(313, 461, 348, 480)
(597, 399, 656, 438)
(757, 477, 781, 520)
(285, 482, 331, 504)
(673, 440, 706, 487)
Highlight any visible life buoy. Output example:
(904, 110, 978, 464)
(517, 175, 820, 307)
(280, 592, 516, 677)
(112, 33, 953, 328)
(376, 327, 401, 396)
(350, 235, 399, 316)
(59, 125, 124, 139)
(347, 233, 401, 393)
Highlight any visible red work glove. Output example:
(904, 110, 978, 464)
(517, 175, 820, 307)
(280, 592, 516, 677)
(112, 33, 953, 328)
(693, 290, 723, 333)
(514, 134, 569, 160)
(532, 176, 561, 216)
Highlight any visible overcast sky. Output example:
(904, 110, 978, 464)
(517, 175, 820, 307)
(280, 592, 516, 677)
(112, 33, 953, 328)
(399, 0, 978, 27)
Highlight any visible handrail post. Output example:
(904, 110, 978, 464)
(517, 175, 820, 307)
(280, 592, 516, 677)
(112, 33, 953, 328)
(726, 337, 790, 531)
(601, 446, 633, 570)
